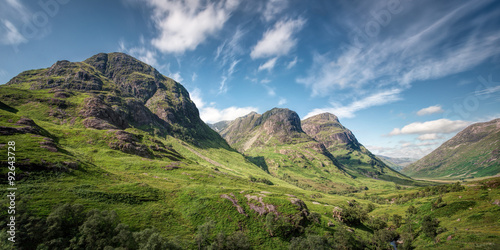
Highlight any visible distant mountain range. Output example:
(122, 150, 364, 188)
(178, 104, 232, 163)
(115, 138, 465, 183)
(402, 118, 500, 179)
(376, 155, 419, 172)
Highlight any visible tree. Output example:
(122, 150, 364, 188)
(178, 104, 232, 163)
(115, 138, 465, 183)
(421, 215, 440, 239)
(195, 220, 215, 249)
(70, 209, 120, 249)
(45, 203, 86, 248)
(289, 234, 331, 250)
(372, 229, 398, 250)
(392, 214, 403, 228)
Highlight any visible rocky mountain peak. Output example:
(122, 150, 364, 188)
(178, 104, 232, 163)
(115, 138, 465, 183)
(316, 112, 340, 122)
(261, 108, 303, 135)
(302, 112, 360, 151)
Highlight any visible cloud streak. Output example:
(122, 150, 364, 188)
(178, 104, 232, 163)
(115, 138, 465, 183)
(417, 105, 444, 116)
(305, 88, 402, 119)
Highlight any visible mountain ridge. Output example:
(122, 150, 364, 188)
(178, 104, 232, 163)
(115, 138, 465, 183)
(402, 118, 500, 179)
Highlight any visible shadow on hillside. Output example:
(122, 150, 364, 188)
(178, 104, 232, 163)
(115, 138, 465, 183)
(245, 156, 269, 173)
(0, 100, 18, 113)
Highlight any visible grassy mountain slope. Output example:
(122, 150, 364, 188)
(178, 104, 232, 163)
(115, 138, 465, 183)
(302, 113, 416, 185)
(217, 108, 358, 193)
(403, 118, 500, 179)
(1, 53, 497, 249)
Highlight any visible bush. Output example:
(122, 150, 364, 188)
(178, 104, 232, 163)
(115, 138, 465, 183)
(392, 214, 403, 228)
(421, 215, 440, 239)
(372, 229, 398, 249)
(289, 234, 331, 249)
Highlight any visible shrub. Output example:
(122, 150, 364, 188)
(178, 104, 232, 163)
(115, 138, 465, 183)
(421, 215, 440, 239)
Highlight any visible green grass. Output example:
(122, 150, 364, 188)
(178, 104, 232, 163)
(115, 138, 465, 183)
(1, 71, 499, 249)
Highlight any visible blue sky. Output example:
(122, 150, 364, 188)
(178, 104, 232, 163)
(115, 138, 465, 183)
(1, 0, 499, 159)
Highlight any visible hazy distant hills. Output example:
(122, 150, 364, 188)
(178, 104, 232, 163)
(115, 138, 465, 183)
(402, 118, 500, 179)
(376, 155, 419, 172)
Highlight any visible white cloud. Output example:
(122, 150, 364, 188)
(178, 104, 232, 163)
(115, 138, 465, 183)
(147, 0, 240, 54)
(389, 119, 470, 136)
(260, 78, 271, 84)
(297, 1, 500, 98)
(261, 0, 288, 22)
(250, 18, 305, 59)
(201, 106, 259, 123)
(190, 87, 257, 123)
(278, 98, 287, 106)
(219, 59, 239, 94)
(417, 105, 444, 116)
(258, 57, 278, 71)
(305, 89, 402, 119)
(127, 46, 159, 67)
(190, 88, 205, 108)
(192, 72, 197, 82)
(286, 56, 297, 69)
(0, 19, 26, 45)
(169, 72, 183, 83)
(416, 133, 442, 141)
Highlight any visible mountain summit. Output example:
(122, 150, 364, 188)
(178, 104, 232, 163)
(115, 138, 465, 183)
(302, 113, 413, 184)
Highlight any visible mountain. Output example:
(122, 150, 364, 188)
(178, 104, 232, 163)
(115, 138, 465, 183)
(217, 108, 356, 192)
(2, 53, 499, 249)
(402, 118, 500, 179)
(302, 113, 414, 184)
(5, 52, 227, 149)
(376, 155, 419, 172)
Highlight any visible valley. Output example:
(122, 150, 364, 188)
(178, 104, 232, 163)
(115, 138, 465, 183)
(0, 53, 499, 249)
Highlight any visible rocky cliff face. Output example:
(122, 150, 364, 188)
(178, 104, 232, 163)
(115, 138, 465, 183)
(403, 118, 500, 178)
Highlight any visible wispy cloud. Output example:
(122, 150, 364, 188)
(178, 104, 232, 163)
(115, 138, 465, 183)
(300, 0, 500, 117)
(389, 119, 470, 136)
(417, 105, 444, 116)
(286, 56, 297, 69)
(305, 88, 403, 119)
(0, 19, 26, 45)
(258, 57, 278, 71)
(219, 59, 239, 94)
(250, 17, 306, 59)
(261, 0, 288, 22)
(147, 0, 240, 54)
(278, 97, 287, 106)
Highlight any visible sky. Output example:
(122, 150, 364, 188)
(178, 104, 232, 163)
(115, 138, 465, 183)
(1, 0, 499, 159)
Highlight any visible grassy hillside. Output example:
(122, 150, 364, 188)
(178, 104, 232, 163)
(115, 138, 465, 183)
(403, 119, 500, 179)
(1, 53, 498, 249)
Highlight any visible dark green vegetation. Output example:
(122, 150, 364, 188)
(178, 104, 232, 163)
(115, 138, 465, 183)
(1, 53, 499, 249)
(402, 118, 500, 179)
